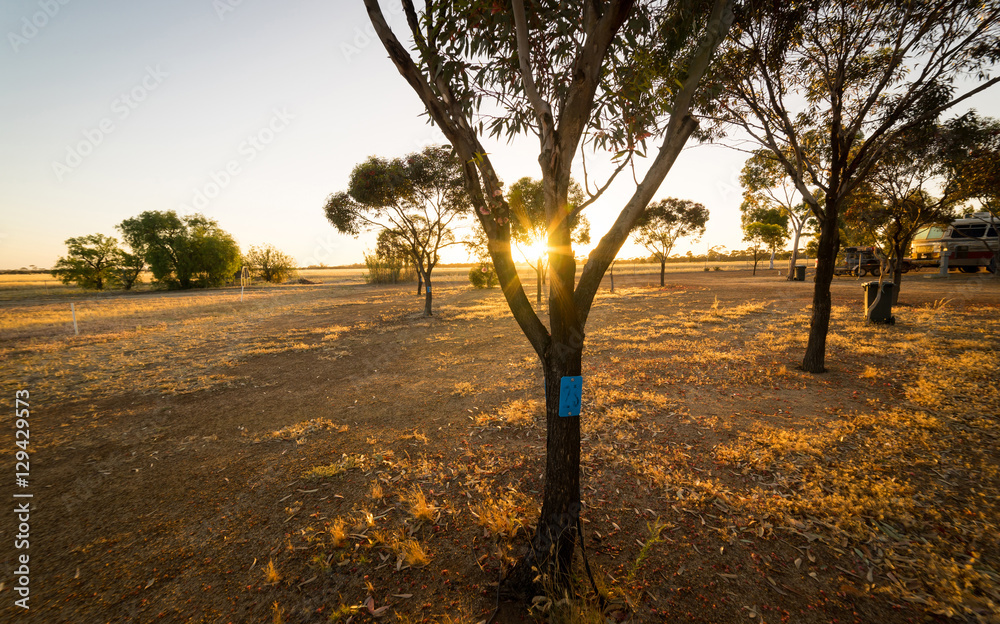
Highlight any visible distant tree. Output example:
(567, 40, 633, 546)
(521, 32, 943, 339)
(244, 244, 298, 284)
(464, 227, 498, 289)
(740, 150, 816, 278)
(506, 177, 590, 302)
(51, 234, 120, 290)
(324, 145, 468, 316)
(633, 198, 709, 286)
(118, 211, 241, 289)
(111, 249, 145, 290)
(743, 219, 788, 276)
(375, 229, 419, 289)
(714, 0, 1000, 372)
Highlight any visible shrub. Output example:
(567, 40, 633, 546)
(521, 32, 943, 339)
(468, 262, 498, 288)
(362, 252, 416, 284)
(243, 244, 298, 283)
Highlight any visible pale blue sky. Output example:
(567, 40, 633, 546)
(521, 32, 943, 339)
(1, 2, 996, 269)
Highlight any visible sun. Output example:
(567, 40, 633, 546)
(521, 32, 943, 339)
(522, 235, 549, 264)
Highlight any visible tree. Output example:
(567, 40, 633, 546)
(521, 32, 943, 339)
(244, 244, 298, 283)
(741, 206, 788, 275)
(118, 211, 241, 289)
(51, 234, 121, 290)
(740, 149, 815, 278)
(363, 0, 735, 594)
(324, 145, 468, 316)
(713, 0, 1000, 372)
(844, 122, 971, 302)
(507, 177, 590, 303)
(946, 113, 1000, 276)
(464, 227, 499, 288)
(633, 198, 709, 286)
(112, 249, 145, 290)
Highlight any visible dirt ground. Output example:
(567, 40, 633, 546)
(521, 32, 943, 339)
(1, 267, 998, 624)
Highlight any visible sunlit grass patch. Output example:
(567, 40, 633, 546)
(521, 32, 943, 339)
(397, 538, 430, 567)
(258, 418, 347, 444)
(476, 398, 540, 427)
(263, 559, 280, 584)
(470, 489, 533, 538)
(403, 487, 437, 522)
(302, 454, 366, 479)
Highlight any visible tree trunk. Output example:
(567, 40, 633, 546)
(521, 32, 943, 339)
(502, 345, 582, 596)
(422, 271, 433, 316)
(787, 227, 802, 281)
(801, 212, 838, 373)
(891, 241, 904, 306)
(417, 272, 423, 295)
(768, 250, 775, 270)
(660, 257, 666, 286)
(536, 258, 543, 305)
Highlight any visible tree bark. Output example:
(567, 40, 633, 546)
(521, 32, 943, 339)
(802, 211, 839, 373)
(503, 343, 582, 596)
(660, 256, 666, 286)
(536, 258, 543, 305)
(787, 227, 801, 281)
(422, 270, 433, 316)
(417, 272, 423, 295)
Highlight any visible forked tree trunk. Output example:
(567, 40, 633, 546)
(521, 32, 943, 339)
(787, 227, 802, 281)
(802, 211, 838, 373)
(504, 216, 583, 595)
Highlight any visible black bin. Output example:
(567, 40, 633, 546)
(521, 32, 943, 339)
(863, 281, 894, 324)
(794, 265, 806, 281)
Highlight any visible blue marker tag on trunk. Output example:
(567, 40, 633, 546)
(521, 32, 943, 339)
(559, 376, 583, 417)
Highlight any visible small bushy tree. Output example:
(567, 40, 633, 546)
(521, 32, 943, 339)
(118, 211, 241, 289)
(244, 244, 298, 283)
(51, 234, 121, 290)
(324, 145, 468, 315)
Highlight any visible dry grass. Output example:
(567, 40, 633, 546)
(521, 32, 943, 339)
(329, 518, 347, 548)
(11, 271, 999, 623)
(404, 487, 437, 522)
(476, 398, 540, 427)
(263, 559, 280, 584)
(398, 539, 431, 567)
(0, 284, 397, 404)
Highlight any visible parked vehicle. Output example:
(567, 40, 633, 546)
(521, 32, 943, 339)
(828, 246, 916, 277)
(910, 212, 1000, 273)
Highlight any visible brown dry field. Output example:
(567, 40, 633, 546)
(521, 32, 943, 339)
(1, 267, 999, 624)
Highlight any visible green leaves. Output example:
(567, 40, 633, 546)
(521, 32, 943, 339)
(633, 198, 710, 260)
